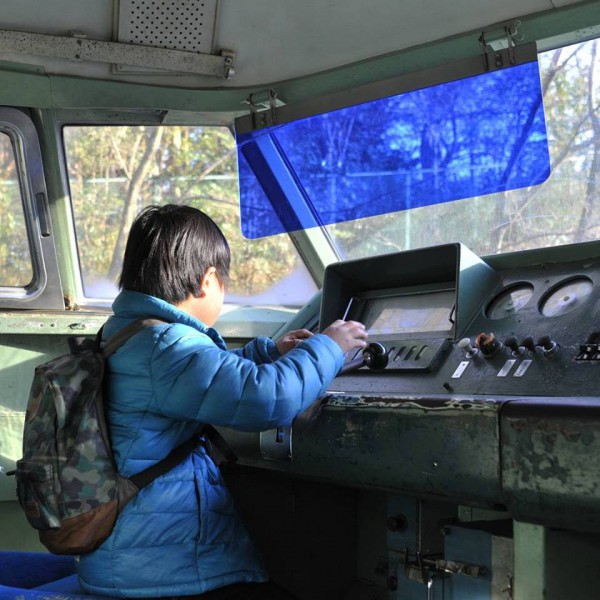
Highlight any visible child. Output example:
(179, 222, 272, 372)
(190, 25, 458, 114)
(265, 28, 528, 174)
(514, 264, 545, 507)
(78, 204, 367, 599)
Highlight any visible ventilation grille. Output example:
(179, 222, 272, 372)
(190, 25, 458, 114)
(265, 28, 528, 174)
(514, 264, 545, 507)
(116, 0, 218, 72)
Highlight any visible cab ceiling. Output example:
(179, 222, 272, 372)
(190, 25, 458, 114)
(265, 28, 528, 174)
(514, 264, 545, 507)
(0, 0, 590, 88)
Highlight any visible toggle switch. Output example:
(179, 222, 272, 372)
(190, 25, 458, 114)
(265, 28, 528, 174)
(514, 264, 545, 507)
(503, 336, 524, 356)
(458, 338, 479, 358)
(537, 335, 560, 357)
(520, 336, 537, 355)
(475, 332, 503, 358)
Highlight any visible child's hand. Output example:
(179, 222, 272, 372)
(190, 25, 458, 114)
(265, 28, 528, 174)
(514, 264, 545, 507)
(276, 329, 314, 355)
(322, 320, 368, 354)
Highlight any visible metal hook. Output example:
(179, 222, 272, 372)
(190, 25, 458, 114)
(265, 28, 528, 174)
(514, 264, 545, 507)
(243, 89, 280, 129)
(479, 19, 522, 71)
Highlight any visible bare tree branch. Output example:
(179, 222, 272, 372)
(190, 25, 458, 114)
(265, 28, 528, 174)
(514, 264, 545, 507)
(108, 127, 164, 281)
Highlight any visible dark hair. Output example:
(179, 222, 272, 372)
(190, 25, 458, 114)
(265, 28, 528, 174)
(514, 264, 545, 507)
(118, 204, 230, 304)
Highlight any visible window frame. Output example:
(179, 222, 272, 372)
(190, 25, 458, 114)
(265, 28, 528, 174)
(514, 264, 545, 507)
(0, 107, 63, 309)
(58, 114, 328, 317)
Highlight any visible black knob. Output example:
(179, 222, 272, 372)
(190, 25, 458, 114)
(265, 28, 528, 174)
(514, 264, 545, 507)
(339, 342, 389, 374)
(520, 336, 536, 353)
(363, 342, 389, 370)
(504, 336, 519, 352)
(537, 335, 559, 356)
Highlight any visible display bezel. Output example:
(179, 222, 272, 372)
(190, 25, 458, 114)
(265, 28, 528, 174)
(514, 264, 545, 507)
(345, 281, 456, 341)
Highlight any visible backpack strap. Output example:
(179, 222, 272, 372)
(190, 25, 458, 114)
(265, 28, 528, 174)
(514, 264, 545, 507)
(129, 432, 200, 489)
(103, 318, 167, 357)
(129, 425, 237, 490)
(201, 425, 238, 466)
(102, 318, 237, 488)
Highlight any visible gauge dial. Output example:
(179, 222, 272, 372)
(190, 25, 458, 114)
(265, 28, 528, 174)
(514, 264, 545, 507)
(486, 284, 534, 320)
(539, 277, 593, 317)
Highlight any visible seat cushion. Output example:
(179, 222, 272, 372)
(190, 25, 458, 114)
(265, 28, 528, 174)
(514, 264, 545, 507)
(0, 551, 76, 588)
(0, 552, 111, 599)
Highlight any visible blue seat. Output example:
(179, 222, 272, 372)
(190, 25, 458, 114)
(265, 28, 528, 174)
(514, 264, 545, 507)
(0, 552, 110, 599)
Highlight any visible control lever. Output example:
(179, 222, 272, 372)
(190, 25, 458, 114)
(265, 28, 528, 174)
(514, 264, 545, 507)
(520, 335, 537, 354)
(458, 338, 479, 358)
(537, 334, 560, 357)
(503, 336, 524, 356)
(339, 342, 389, 374)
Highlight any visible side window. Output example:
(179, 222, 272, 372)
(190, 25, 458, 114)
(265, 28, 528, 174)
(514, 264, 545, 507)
(0, 108, 63, 308)
(63, 125, 317, 307)
(0, 132, 32, 287)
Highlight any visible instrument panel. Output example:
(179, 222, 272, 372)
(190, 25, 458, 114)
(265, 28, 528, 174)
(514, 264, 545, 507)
(486, 283, 534, 320)
(322, 242, 600, 397)
(236, 240, 600, 534)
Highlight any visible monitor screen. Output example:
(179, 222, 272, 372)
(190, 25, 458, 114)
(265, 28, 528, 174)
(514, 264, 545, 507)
(361, 290, 454, 335)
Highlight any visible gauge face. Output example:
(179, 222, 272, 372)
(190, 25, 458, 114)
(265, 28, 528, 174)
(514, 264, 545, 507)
(486, 284, 534, 320)
(540, 277, 593, 317)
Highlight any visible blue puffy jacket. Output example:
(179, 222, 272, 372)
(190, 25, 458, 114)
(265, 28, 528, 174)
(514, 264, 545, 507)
(78, 290, 344, 598)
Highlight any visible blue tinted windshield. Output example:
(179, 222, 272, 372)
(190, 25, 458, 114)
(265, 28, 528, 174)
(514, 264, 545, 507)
(237, 60, 549, 239)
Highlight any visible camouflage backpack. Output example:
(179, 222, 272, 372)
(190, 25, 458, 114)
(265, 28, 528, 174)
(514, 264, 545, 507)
(13, 318, 199, 555)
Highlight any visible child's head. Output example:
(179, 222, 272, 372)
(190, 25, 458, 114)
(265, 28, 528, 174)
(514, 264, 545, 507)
(119, 204, 230, 305)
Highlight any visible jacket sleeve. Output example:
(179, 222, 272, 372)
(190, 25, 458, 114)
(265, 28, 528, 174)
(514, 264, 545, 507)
(230, 336, 281, 364)
(149, 325, 344, 431)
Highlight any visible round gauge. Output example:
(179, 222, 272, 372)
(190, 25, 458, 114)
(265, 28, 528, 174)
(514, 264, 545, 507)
(486, 284, 534, 320)
(539, 277, 593, 317)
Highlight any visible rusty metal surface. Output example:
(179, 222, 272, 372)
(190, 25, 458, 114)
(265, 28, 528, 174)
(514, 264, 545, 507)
(501, 398, 600, 532)
(223, 396, 503, 505)
(223, 395, 600, 533)
(292, 397, 501, 504)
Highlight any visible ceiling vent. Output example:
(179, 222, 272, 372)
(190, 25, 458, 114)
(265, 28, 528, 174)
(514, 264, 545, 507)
(115, 0, 218, 73)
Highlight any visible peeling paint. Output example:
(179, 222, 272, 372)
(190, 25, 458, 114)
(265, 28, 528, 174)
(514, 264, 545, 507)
(325, 394, 500, 412)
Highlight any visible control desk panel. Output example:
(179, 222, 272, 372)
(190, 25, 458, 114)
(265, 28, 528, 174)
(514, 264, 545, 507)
(322, 241, 600, 398)
(228, 240, 600, 534)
